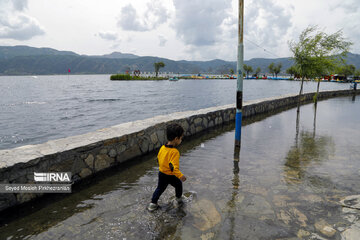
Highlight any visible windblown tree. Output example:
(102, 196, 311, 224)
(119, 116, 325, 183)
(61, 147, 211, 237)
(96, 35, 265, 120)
(355, 69, 360, 78)
(243, 64, 253, 77)
(289, 25, 352, 104)
(268, 63, 282, 77)
(338, 64, 356, 79)
(255, 67, 261, 77)
(268, 63, 275, 77)
(154, 61, 165, 77)
(286, 65, 299, 79)
(273, 63, 282, 78)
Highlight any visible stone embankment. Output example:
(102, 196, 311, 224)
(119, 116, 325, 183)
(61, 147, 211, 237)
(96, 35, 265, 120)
(0, 89, 358, 212)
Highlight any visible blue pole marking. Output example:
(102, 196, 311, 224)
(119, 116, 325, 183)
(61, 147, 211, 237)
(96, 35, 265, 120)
(235, 111, 242, 141)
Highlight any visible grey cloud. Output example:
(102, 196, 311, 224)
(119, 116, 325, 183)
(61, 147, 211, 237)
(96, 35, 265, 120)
(98, 31, 119, 41)
(0, 0, 45, 40)
(0, 14, 45, 40)
(245, 0, 292, 49)
(118, 1, 170, 32)
(12, 0, 28, 11)
(332, 0, 359, 13)
(118, 4, 148, 31)
(172, 0, 232, 46)
(145, 1, 170, 28)
(171, 0, 292, 60)
(328, 0, 359, 53)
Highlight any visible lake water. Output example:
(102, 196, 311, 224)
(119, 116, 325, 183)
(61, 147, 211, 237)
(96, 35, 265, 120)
(0, 75, 348, 150)
(0, 95, 359, 239)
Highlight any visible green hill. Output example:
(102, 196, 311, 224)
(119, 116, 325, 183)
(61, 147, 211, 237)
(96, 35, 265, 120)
(0, 45, 359, 75)
(98, 52, 139, 59)
(0, 45, 78, 60)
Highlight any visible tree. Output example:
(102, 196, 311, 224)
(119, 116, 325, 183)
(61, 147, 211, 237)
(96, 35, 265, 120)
(289, 25, 352, 105)
(268, 63, 275, 76)
(286, 65, 299, 79)
(338, 64, 356, 79)
(229, 68, 235, 75)
(268, 63, 282, 77)
(154, 61, 165, 77)
(243, 64, 253, 78)
(273, 63, 282, 78)
(355, 69, 360, 77)
(255, 67, 261, 77)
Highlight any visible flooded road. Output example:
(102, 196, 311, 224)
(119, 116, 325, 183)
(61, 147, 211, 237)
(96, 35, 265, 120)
(1, 95, 360, 239)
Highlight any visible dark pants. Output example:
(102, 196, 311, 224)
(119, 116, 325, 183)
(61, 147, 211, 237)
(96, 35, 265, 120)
(151, 171, 182, 204)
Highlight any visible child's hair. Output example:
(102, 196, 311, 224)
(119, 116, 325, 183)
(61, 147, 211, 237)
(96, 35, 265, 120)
(166, 123, 184, 141)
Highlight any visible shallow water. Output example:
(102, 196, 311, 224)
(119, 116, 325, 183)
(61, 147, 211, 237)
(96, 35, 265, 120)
(0, 75, 348, 150)
(0, 95, 359, 239)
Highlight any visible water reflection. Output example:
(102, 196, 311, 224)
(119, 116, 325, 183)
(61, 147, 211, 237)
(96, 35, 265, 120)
(284, 131, 335, 184)
(230, 160, 240, 240)
(225, 156, 241, 240)
(285, 103, 335, 185)
(313, 102, 317, 137)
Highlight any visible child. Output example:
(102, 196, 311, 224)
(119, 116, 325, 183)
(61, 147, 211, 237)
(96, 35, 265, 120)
(148, 123, 187, 211)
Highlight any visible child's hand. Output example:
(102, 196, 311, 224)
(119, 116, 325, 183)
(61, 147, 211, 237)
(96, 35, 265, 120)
(180, 175, 187, 182)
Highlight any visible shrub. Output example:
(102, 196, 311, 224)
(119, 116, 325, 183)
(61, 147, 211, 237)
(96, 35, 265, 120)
(110, 74, 132, 80)
(110, 74, 168, 81)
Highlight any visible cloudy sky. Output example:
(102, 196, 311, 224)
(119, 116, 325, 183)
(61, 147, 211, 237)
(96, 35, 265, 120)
(0, 0, 359, 61)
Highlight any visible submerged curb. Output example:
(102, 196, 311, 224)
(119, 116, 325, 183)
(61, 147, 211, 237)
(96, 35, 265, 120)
(0, 89, 358, 211)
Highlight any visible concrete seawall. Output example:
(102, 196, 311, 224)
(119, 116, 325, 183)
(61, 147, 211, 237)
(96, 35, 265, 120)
(0, 89, 358, 212)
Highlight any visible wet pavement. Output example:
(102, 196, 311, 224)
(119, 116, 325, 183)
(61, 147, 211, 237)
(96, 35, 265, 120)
(1, 95, 360, 239)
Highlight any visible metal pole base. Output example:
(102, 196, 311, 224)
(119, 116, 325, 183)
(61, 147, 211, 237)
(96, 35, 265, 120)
(234, 141, 241, 161)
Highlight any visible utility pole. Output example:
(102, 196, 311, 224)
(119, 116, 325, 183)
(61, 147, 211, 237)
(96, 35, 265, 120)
(234, 0, 244, 159)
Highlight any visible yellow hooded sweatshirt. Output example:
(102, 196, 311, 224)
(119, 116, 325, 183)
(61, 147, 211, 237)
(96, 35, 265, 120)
(157, 145, 183, 179)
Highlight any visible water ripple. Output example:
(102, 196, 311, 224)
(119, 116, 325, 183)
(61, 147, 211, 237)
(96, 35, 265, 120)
(87, 98, 124, 103)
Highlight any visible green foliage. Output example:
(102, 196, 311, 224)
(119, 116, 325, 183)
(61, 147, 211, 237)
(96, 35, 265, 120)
(110, 74, 132, 80)
(289, 25, 353, 102)
(243, 64, 253, 77)
(229, 68, 234, 75)
(337, 64, 356, 77)
(313, 93, 318, 103)
(154, 61, 165, 77)
(268, 63, 275, 76)
(110, 74, 167, 81)
(268, 62, 282, 77)
(273, 63, 282, 77)
(255, 67, 261, 75)
(355, 69, 360, 77)
(289, 25, 353, 79)
(286, 65, 299, 78)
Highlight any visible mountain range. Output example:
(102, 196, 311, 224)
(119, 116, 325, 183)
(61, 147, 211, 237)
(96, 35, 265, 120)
(0, 45, 359, 75)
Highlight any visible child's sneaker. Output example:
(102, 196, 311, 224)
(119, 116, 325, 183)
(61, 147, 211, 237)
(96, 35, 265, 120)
(147, 203, 158, 212)
(176, 197, 184, 204)
(174, 196, 185, 207)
